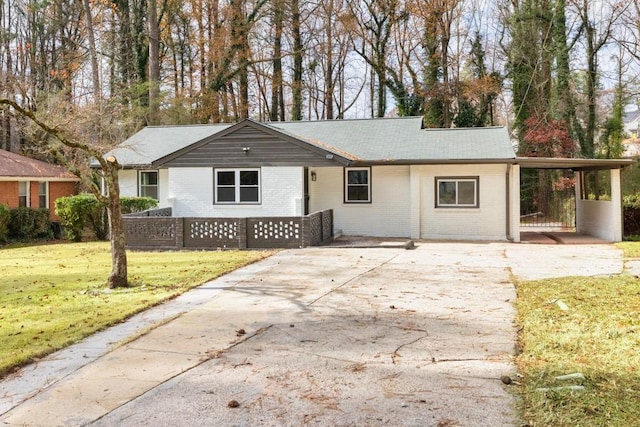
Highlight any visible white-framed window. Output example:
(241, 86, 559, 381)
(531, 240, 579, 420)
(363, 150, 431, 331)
(344, 167, 371, 203)
(139, 171, 159, 200)
(436, 177, 479, 208)
(214, 168, 260, 204)
(38, 181, 48, 209)
(18, 181, 29, 207)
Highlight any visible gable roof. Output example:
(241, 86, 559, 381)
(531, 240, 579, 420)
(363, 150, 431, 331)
(104, 123, 232, 167)
(109, 117, 515, 168)
(0, 149, 78, 180)
(269, 118, 515, 163)
(153, 119, 351, 167)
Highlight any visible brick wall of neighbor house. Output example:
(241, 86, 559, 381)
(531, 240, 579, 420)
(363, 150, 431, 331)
(168, 166, 305, 217)
(0, 180, 77, 220)
(308, 165, 411, 237)
(49, 181, 78, 221)
(29, 182, 39, 209)
(414, 164, 509, 241)
(0, 181, 19, 208)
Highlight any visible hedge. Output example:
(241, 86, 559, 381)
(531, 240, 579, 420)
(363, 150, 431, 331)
(0, 204, 10, 242)
(7, 207, 52, 240)
(624, 195, 640, 237)
(55, 194, 158, 241)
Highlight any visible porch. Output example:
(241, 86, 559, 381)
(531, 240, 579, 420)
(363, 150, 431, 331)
(123, 208, 333, 250)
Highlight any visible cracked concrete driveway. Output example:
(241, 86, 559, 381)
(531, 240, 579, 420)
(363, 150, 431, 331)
(0, 242, 624, 426)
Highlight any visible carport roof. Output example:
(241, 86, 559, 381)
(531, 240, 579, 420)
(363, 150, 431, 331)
(515, 157, 634, 170)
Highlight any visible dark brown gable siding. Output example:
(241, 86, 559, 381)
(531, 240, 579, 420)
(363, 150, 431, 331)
(160, 125, 340, 168)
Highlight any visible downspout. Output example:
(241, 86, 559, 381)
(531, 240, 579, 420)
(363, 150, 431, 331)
(506, 163, 514, 242)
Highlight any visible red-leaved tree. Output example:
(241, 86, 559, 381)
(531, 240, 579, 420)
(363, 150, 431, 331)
(519, 116, 578, 158)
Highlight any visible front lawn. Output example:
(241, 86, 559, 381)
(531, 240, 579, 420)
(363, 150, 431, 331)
(516, 243, 640, 426)
(0, 242, 272, 377)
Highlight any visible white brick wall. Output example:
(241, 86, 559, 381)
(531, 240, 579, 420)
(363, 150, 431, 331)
(576, 169, 622, 241)
(413, 164, 509, 241)
(158, 169, 169, 207)
(168, 166, 304, 217)
(120, 163, 517, 241)
(118, 169, 170, 207)
(118, 170, 138, 197)
(309, 166, 411, 237)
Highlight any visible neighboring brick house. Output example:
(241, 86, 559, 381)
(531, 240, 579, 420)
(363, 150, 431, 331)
(0, 149, 79, 221)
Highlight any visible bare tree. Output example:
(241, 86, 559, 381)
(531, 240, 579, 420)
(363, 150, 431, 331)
(0, 98, 129, 288)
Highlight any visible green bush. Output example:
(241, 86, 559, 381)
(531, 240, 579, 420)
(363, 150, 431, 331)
(55, 194, 158, 241)
(121, 196, 158, 214)
(8, 207, 52, 240)
(623, 194, 640, 236)
(55, 194, 101, 241)
(0, 204, 10, 242)
(624, 194, 640, 209)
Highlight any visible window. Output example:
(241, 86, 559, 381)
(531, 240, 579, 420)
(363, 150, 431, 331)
(38, 181, 48, 209)
(344, 167, 371, 203)
(215, 169, 260, 204)
(436, 177, 479, 208)
(139, 171, 158, 200)
(18, 181, 29, 207)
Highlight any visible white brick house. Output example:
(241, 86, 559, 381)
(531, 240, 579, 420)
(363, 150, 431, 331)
(104, 117, 631, 242)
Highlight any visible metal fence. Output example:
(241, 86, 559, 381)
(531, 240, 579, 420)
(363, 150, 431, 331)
(123, 209, 333, 250)
(520, 170, 576, 229)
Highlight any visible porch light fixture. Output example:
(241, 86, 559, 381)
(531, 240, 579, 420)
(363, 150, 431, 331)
(242, 147, 250, 155)
(311, 171, 317, 181)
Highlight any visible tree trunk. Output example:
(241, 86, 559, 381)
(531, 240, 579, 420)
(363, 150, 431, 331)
(291, 0, 303, 121)
(82, 0, 101, 100)
(105, 157, 128, 288)
(148, 0, 160, 124)
(325, 0, 334, 120)
(271, 0, 284, 121)
(584, 19, 596, 158)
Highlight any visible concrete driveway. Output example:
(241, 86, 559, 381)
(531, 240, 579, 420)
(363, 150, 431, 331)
(0, 242, 624, 426)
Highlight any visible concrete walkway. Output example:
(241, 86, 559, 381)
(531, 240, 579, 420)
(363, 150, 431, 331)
(0, 242, 625, 426)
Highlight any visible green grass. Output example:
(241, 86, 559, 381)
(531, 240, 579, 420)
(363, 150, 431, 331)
(616, 241, 640, 258)
(0, 242, 272, 377)
(516, 267, 640, 425)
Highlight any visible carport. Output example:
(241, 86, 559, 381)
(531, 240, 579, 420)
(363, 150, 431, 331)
(515, 157, 634, 242)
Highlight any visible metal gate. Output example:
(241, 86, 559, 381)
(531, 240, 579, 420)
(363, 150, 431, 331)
(520, 169, 576, 229)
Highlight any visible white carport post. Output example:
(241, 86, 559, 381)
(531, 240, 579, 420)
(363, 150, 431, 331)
(409, 165, 422, 240)
(509, 163, 521, 242)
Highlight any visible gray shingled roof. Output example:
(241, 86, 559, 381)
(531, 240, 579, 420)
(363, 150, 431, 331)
(108, 118, 515, 166)
(270, 118, 515, 161)
(105, 124, 232, 166)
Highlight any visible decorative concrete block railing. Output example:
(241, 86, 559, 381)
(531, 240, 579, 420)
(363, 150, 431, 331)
(123, 209, 333, 250)
(124, 207, 173, 217)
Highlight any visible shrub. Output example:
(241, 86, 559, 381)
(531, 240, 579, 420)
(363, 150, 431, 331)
(55, 194, 158, 241)
(0, 204, 10, 242)
(121, 196, 158, 214)
(8, 207, 52, 240)
(623, 194, 640, 236)
(55, 194, 100, 241)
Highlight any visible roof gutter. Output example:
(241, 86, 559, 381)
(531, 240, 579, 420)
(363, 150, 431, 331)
(515, 157, 634, 170)
(347, 158, 518, 166)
